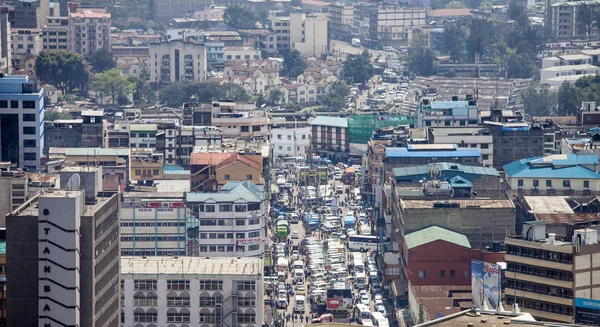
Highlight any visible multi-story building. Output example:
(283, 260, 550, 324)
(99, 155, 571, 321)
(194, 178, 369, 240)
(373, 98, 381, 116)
(0, 74, 44, 171)
(129, 123, 157, 150)
(540, 64, 599, 85)
(548, 0, 600, 40)
(4, 0, 49, 29)
(0, 14, 10, 74)
(44, 109, 105, 150)
(504, 222, 600, 323)
(42, 16, 69, 51)
(6, 168, 120, 327)
(302, 0, 329, 13)
(428, 127, 493, 166)
(0, 169, 27, 226)
(354, 4, 426, 48)
(59, 148, 130, 181)
(148, 40, 207, 85)
(205, 41, 225, 70)
(68, 8, 111, 57)
(186, 181, 266, 257)
(0, 238, 4, 327)
(190, 152, 264, 192)
(210, 101, 269, 138)
(157, 122, 223, 167)
(504, 154, 600, 196)
(151, 0, 212, 21)
(418, 97, 479, 128)
(309, 116, 349, 160)
(328, 3, 354, 41)
(224, 46, 261, 62)
(238, 29, 278, 56)
(121, 192, 187, 256)
(130, 150, 164, 181)
(383, 144, 481, 168)
(269, 12, 329, 57)
(10, 28, 42, 73)
(270, 118, 310, 158)
(121, 256, 263, 327)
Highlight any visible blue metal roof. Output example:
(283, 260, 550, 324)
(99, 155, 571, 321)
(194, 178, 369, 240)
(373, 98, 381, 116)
(504, 155, 600, 179)
(447, 175, 473, 188)
(386, 147, 480, 158)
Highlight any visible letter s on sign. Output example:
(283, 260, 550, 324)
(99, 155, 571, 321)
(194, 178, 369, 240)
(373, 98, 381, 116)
(43, 209, 50, 216)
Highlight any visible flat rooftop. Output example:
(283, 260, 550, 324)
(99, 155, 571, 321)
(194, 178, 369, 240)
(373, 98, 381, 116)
(429, 127, 488, 136)
(121, 256, 263, 276)
(12, 190, 114, 217)
(523, 196, 574, 214)
(401, 199, 514, 209)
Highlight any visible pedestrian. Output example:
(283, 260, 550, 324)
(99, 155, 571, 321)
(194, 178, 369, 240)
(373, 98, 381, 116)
(306, 315, 309, 324)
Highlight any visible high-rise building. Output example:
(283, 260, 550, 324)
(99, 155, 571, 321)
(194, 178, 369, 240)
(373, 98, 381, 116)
(6, 166, 120, 327)
(0, 74, 44, 171)
(67, 8, 111, 57)
(3, 0, 49, 29)
(0, 14, 10, 74)
(43, 16, 68, 51)
(269, 12, 329, 57)
(148, 39, 207, 85)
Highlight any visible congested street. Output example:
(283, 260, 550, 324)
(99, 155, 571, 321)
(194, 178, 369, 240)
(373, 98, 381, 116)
(265, 158, 394, 327)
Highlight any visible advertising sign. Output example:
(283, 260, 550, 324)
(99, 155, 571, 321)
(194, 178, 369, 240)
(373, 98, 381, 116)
(471, 260, 501, 310)
(236, 238, 262, 245)
(576, 298, 600, 325)
(326, 298, 353, 311)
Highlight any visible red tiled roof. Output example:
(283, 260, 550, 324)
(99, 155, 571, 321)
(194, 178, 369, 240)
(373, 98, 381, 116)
(190, 152, 233, 166)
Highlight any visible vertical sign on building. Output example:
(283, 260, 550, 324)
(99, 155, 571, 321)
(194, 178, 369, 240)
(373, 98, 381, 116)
(471, 260, 501, 310)
(38, 191, 82, 326)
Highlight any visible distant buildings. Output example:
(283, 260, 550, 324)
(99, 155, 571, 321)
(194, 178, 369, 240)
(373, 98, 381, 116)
(0, 14, 10, 74)
(148, 40, 207, 85)
(309, 116, 349, 159)
(548, 0, 600, 41)
(427, 127, 493, 166)
(151, 0, 212, 21)
(3, 0, 49, 29)
(42, 16, 69, 51)
(67, 8, 111, 57)
(418, 97, 479, 128)
(44, 110, 106, 150)
(269, 12, 328, 57)
(270, 118, 310, 158)
(353, 4, 426, 48)
(189, 152, 264, 192)
(384, 144, 481, 168)
(328, 3, 353, 41)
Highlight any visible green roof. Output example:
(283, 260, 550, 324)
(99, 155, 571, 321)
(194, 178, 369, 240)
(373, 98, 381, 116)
(404, 226, 471, 250)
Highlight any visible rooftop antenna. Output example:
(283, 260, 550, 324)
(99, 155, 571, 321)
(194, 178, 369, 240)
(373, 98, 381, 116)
(65, 173, 81, 192)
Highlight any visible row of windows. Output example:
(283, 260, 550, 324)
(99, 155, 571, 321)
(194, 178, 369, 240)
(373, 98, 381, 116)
(121, 236, 183, 242)
(505, 279, 573, 298)
(0, 100, 36, 109)
(121, 249, 181, 256)
(199, 244, 260, 252)
(120, 221, 185, 227)
(199, 231, 260, 239)
(506, 245, 573, 264)
(197, 203, 260, 212)
(417, 269, 469, 279)
(134, 280, 225, 291)
(424, 120, 478, 127)
(506, 262, 573, 281)
(134, 169, 160, 176)
(516, 178, 587, 188)
(276, 134, 307, 140)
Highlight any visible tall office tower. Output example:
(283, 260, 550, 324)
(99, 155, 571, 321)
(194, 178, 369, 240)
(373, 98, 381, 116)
(6, 166, 120, 327)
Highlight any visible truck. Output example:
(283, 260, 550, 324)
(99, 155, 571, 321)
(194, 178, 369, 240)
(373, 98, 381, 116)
(352, 38, 361, 47)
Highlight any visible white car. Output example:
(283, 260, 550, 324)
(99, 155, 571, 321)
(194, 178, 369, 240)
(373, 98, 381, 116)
(360, 294, 370, 305)
(334, 173, 342, 180)
(377, 305, 387, 315)
(291, 231, 300, 239)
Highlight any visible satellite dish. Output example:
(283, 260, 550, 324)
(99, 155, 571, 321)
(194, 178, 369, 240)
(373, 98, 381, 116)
(65, 174, 81, 191)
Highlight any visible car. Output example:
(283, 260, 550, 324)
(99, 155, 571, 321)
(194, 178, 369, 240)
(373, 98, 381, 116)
(291, 231, 300, 239)
(291, 250, 300, 260)
(297, 287, 306, 295)
(277, 296, 288, 308)
(334, 173, 342, 180)
(374, 294, 383, 302)
(375, 298, 384, 306)
(376, 305, 387, 315)
(360, 294, 370, 305)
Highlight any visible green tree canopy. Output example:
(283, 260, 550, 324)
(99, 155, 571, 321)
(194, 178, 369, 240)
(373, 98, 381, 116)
(442, 21, 467, 62)
(323, 81, 349, 110)
(522, 86, 556, 116)
(90, 47, 117, 73)
(130, 76, 156, 107)
(342, 51, 375, 84)
(267, 89, 282, 105)
(407, 47, 437, 77)
(224, 6, 258, 29)
(45, 110, 72, 121)
(35, 50, 89, 95)
(91, 69, 135, 105)
(282, 50, 307, 79)
(159, 81, 250, 107)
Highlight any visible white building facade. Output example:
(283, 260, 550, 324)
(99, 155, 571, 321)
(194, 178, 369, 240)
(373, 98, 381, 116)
(149, 40, 207, 85)
(121, 256, 264, 327)
(271, 127, 310, 158)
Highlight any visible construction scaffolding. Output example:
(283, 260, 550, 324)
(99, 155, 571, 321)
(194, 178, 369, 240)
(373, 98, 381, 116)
(348, 114, 417, 144)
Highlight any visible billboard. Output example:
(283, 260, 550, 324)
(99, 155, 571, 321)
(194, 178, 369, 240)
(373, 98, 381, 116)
(576, 298, 600, 325)
(471, 260, 501, 310)
(326, 298, 353, 311)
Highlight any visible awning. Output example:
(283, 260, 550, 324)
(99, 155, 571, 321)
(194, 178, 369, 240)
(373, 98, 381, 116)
(391, 279, 406, 297)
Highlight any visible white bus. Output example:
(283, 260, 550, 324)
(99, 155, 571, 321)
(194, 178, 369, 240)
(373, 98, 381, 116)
(356, 303, 372, 325)
(348, 235, 380, 252)
(371, 312, 389, 327)
(294, 295, 306, 313)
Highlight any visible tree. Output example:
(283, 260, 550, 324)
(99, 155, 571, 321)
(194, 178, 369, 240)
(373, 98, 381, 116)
(466, 19, 496, 60)
(323, 81, 349, 109)
(445, 1, 466, 8)
(159, 81, 249, 107)
(267, 89, 282, 105)
(407, 47, 437, 77)
(522, 86, 556, 116)
(508, 0, 528, 27)
(557, 81, 580, 115)
(130, 76, 156, 107)
(109, 0, 151, 28)
(224, 6, 258, 29)
(282, 50, 307, 79)
(506, 52, 536, 78)
(442, 21, 466, 62)
(90, 48, 117, 73)
(577, 3, 596, 39)
(342, 51, 375, 84)
(45, 110, 72, 121)
(91, 69, 135, 105)
(35, 50, 89, 95)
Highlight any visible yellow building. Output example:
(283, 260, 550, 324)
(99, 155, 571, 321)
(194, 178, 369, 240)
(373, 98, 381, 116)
(130, 150, 164, 181)
(190, 152, 263, 192)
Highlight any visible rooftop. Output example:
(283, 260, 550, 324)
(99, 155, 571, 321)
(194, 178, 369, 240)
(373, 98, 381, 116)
(186, 181, 264, 203)
(427, 8, 471, 17)
(69, 9, 111, 19)
(309, 116, 348, 128)
(413, 308, 540, 327)
(393, 162, 499, 179)
(523, 196, 574, 214)
(64, 148, 130, 157)
(558, 53, 592, 61)
(404, 226, 471, 250)
(121, 256, 263, 276)
(429, 127, 490, 137)
(541, 64, 598, 72)
(503, 154, 600, 179)
(429, 100, 473, 109)
(386, 146, 481, 158)
(401, 199, 514, 209)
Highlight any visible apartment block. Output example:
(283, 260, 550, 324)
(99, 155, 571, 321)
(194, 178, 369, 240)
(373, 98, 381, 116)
(270, 12, 329, 57)
(68, 8, 111, 57)
(548, 1, 600, 40)
(418, 97, 479, 128)
(3, 0, 49, 29)
(329, 3, 354, 41)
(151, 0, 212, 21)
(540, 64, 599, 85)
(209, 101, 269, 138)
(353, 4, 426, 48)
(0, 75, 44, 171)
(6, 176, 120, 327)
(309, 116, 349, 159)
(44, 109, 105, 150)
(43, 16, 69, 51)
(428, 127, 493, 166)
(121, 256, 263, 326)
(148, 40, 207, 85)
(0, 169, 27, 227)
(504, 222, 600, 324)
(270, 119, 310, 158)
(190, 152, 263, 192)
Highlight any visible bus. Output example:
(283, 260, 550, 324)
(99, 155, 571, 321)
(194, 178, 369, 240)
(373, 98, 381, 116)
(344, 168, 356, 185)
(355, 303, 372, 325)
(348, 235, 391, 252)
(277, 220, 290, 239)
(283, 156, 304, 166)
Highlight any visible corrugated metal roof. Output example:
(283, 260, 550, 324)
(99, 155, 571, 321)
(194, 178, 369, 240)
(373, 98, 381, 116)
(309, 116, 348, 128)
(393, 163, 499, 179)
(187, 181, 264, 203)
(404, 226, 471, 250)
(386, 147, 480, 158)
(504, 155, 600, 179)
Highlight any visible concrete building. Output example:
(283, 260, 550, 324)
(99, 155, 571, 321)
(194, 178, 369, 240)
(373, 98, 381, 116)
(209, 101, 269, 138)
(309, 116, 349, 159)
(130, 150, 164, 181)
(42, 16, 69, 51)
(190, 152, 264, 192)
(418, 97, 479, 128)
(384, 144, 481, 168)
(505, 222, 600, 323)
(395, 199, 515, 250)
(0, 14, 10, 74)
(540, 64, 599, 85)
(6, 170, 120, 327)
(238, 29, 278, 56)
(129, 123, 157, 150)
(148, 40, 207, 85)
(302, 0, 329, 13)
(121, 192, 186, 256)
(402, 226, 505, 286)
(186, 181, 265, 257)
(0, 169, 27, 227)
(4, 0, 49, 29)
(224, 46, 261, 62)
(270, 12, 329, 57)
(121, 256, 263, 326)
(328, 3, 353, 41)
(353, 4, 426, 48)
(151, 0, 212, 21)
(428, 127, 493, 166)
(270, 118, 310, 158)
(59, 147, 130, 181)
(484, 121, 551, 170)
(504, 154, 600, 196)
(548, 0, 600, 40)
(44, 110, 106, 150)
(0, 75, 44, 171)
(68, 8, 111, 57)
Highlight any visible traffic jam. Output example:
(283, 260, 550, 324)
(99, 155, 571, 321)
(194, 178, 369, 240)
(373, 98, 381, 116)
(265, 156, 393, 327)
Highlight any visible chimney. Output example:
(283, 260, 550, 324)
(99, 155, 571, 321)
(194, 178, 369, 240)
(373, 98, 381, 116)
(548, 233, 556, 245)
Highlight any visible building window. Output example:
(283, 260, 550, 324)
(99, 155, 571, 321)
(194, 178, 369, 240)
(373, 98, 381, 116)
(238, 281, 256, 291)
(239, 313, 256, 323)
(517, 179, 523, 187)
(10, 100, 18, 108)
(241, 126, 249, 132)
(480, 144, 489, 149)
(247, 174, 252, 180)
(134, 312, 157, 323)
(134, 280, 157, 290)
(584, 180, 590, 188)
(23, 114, 36, 121)
(23, 127, 36, 134)
(205, 204, 215, 212)
(133, 292, 157, 306)
(135, 170, 141, 175)
(167, 312, 190, 322)
(440, 270, 446, 278)
(533, 180, 539, 187)
(418, 270, 426, 278)
(167, 280, 190, 290)
(252, 125, 261, 132)
(24, 153, 36, 161)
(249, 244, 260, 251)
(249, 231, 260, 238)
(199, 313, 216, 323)
(198, 280, 223, 290)
(0, 100, 6, 108)
(546, 180, 552, 187)
(23, 139, 36, 148)
(236, 219, 246, 226)
(277, 134, 282, 139)
(563, 180, 571, 188)
(236, 232, 245, 239)
(450, 270, 455, 278)
(235, 204, 247, 212)
(224, 174, 230, 180)
(167, 296, 191, 307)
(199, 296, 223, 306)
(152, 169, 159, 175)
(219, 204, 232, 212)
(22, 101, 35, 109)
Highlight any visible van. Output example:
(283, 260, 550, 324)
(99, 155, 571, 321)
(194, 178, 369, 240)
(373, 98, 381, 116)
(355, 272, 366, 289)
(293, 260, 304, 271)
(369, 271, 380, 285)
(336, 185, 344, 194)
(294, 295, 306, 313)
(294, 269, 305, 282)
